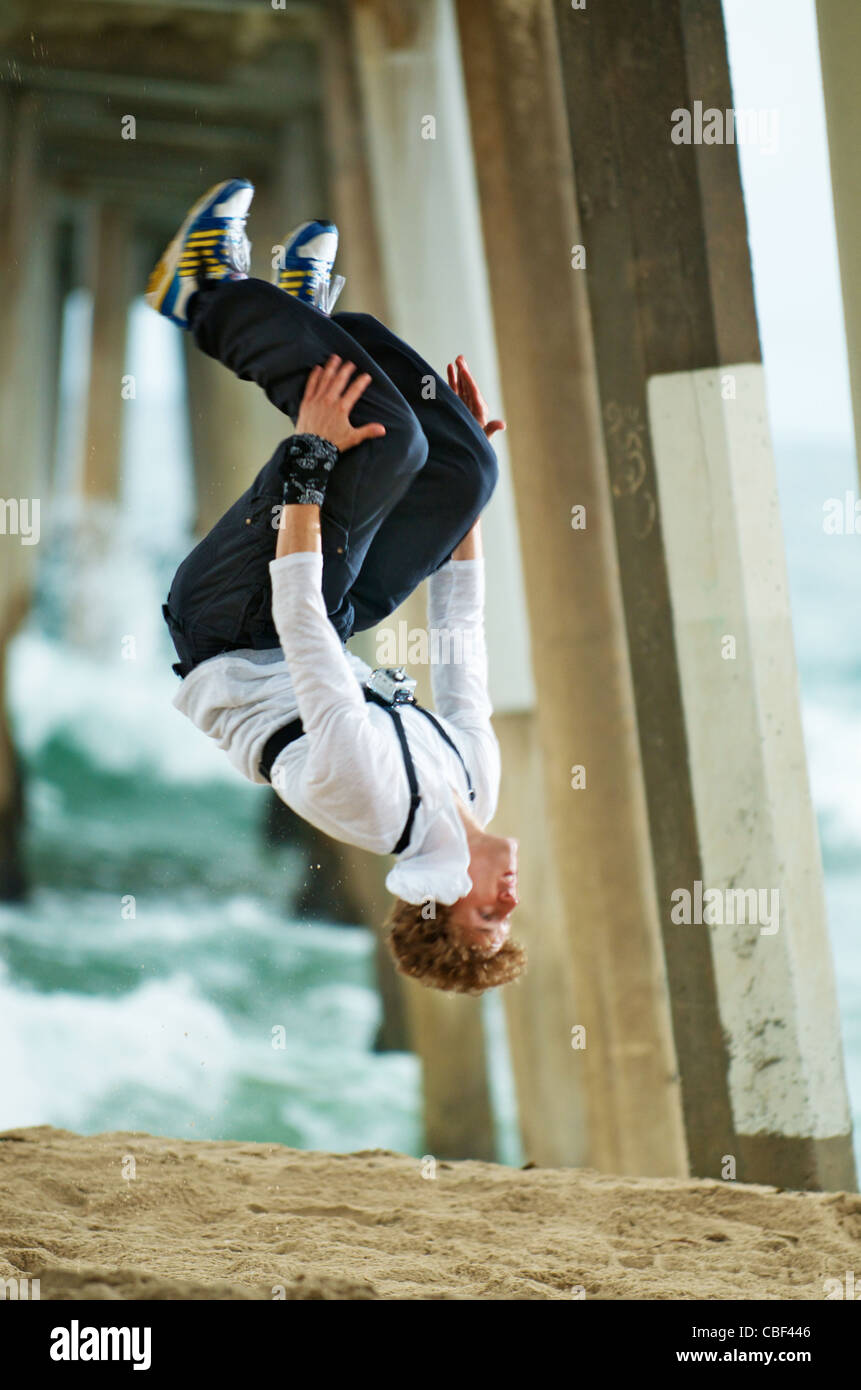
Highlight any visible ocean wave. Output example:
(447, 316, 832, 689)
(803, 699, 861, 856)
(8, 627, 238, 785)
(0, 903, 420, 1154)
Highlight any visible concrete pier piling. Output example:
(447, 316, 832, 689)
(455, 0, 687, 1177)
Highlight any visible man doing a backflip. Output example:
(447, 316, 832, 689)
(149, 178, 525, 995)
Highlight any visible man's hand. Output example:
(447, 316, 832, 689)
(446, 355, 506, 439)
(296, 354, 386, 452)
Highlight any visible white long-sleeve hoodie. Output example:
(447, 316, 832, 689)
(171, 553, 501, 905)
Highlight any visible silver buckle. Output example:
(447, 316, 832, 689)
(366, 666, 417, 706)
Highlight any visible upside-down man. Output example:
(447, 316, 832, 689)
(149, 179, 526, 995)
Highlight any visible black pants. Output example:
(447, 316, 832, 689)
(163, 278, 499, 677)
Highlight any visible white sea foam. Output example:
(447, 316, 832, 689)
(0, 888, 371, 958)
(802, 700, 861, 851)
(0, 888, 419, 1154)
(8, 627, 235, 784)
(0, 964, 233, 1130)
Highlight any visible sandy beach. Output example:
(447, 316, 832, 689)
(1, 1126, 858, 1300)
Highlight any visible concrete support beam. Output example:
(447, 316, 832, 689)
(401, 979, 496, 1161)
(816, 0, 861, 482)
(455, 0, 686, 1175)
(550, 0, 855, 1188)
(0, 624, 27, 902)
(81, 203, 134, 500)
(0, 91, 55, 900)
(491, 711, 588, 1165)
(319, 0, 389, 318)
(263, 111, 328, 257)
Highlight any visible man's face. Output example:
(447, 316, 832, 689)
(450, 835, 519, 957)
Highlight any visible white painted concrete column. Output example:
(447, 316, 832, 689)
(649, 363, 855, 1186)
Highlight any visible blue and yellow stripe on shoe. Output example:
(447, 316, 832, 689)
(145, 178, 254, 329)
(272, 220, 345, 314)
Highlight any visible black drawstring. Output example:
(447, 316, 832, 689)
(363, 689, 475, 854)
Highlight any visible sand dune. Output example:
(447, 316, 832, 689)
(1, 1126, 858, 1300)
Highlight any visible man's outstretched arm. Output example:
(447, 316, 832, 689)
(446, 352, 504, 562)
(427, 357, 506, 820)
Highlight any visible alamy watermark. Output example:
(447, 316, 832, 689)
(375, 621, 478, 667)
(50, 1322, 151, 1370)
(823, 491, 861, 534)
(670, 881, 780, 935)
(0, 497, 40, 545)
(671, 101, 779, 155)
(1, 1276, 40, 1299)
(824, 1271, 860, 1300)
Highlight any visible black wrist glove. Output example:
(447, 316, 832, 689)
(279, 433, 339, 506)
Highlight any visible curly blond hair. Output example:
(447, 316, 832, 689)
(384, 898, 527, 995)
